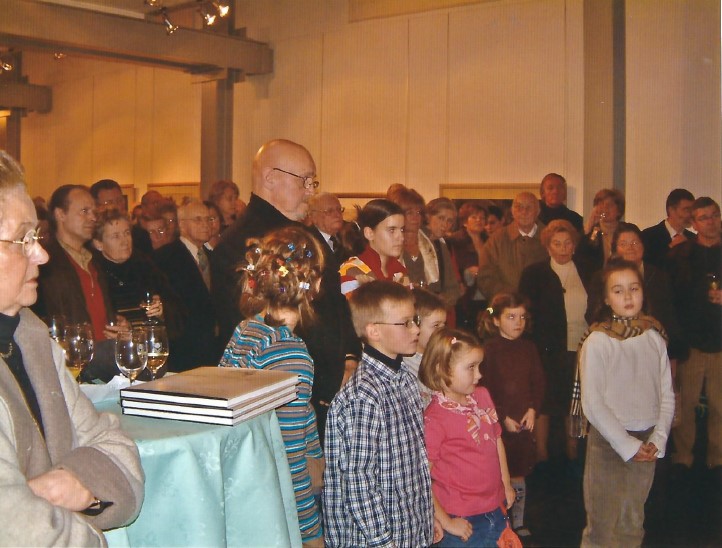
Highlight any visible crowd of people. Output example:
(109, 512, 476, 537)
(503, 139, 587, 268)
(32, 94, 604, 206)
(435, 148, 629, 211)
(1, 139, 720, 547)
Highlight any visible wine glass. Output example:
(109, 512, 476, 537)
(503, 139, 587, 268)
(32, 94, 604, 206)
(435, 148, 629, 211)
(47, 314, 65, 343)
(140, 290, 158, 325)
(141, 325, 169, 380)
(115, 329, 148, 384)
(64, 323, 94, 381)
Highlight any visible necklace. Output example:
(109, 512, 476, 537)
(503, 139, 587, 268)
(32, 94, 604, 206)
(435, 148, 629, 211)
(0, 341, 13, 359)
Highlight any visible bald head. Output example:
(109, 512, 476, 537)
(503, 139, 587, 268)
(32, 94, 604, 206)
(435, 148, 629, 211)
(251, 139, 317, 222)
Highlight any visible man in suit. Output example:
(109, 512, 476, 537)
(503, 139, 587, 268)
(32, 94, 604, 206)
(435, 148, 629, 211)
(304, 192, 361, 439)
(155, 200, 217, 371)
(537, 173, 584, 235)
(641, 188, 695, 268)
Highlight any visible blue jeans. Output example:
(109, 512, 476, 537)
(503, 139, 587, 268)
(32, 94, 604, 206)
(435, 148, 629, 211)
(438, 507, 508, 547)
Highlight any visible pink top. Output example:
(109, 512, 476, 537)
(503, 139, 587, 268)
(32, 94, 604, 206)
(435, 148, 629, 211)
(424, 386, 505, 516)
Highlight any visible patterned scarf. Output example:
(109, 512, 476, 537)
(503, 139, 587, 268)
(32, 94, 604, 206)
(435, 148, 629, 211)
(434, 391, 498, 445)
(569, 314, 668, 436)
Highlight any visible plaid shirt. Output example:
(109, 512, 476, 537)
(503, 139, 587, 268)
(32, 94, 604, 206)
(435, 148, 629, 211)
(323, 346, 434, 547)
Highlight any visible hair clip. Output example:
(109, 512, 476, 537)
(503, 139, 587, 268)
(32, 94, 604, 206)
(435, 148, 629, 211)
(247, 278, 256, 290)
(305, 249, 313, 258)
(299, 281, 310, 290)
(486, 306, 494, 315)
(450, 337, 458, 345)
(278, 286, 286, 293)
(278, 265, 289, 277)
(245, 264, 255, 271)
(287, 242, 296, 251)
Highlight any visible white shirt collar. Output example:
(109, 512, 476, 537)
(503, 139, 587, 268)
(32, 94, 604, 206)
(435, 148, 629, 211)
(180, 236, 201, 262)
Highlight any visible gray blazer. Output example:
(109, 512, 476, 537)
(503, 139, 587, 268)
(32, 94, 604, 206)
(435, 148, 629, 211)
(0, 308, 144, 546)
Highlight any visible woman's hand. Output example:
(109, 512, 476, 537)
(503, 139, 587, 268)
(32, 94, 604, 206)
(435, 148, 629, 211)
(504, 483, 517, 509)
(503, 416, 521, 433)
(103, 314, 129, 339)
(28, 469, 94, 512)
(145, 294, 164, 318)
(445, 517, 473, 542)
(519, 408, 536, 432)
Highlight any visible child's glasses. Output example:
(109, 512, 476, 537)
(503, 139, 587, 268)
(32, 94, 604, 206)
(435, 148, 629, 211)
(373, 315, 421, 329)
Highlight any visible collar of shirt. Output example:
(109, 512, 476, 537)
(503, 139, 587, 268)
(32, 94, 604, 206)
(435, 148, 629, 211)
(57, 238, 93, 271)
(317, 228, 334, 248)
(180, 236, 201, 263)
(364, 344, 403, 372)
(664, 219, 683, 239)
(517, 224, 538, 238)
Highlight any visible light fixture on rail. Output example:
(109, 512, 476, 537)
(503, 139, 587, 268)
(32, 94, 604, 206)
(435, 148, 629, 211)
(0, 59, 13, 72)
(161, 8, 178, 35)
(211, 1, 229, 17)
(199, 2, 217, 26)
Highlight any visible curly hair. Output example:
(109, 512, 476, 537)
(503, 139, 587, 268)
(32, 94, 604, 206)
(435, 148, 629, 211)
(93, 208, 130, 241)
(237, 226, 325, 330)
(419, 327, 483, 392)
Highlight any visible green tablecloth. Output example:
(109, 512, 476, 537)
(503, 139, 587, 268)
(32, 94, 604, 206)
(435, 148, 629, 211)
(97, 400, 302, 547)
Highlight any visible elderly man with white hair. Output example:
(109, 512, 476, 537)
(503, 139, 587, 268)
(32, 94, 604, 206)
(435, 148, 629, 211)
(477, 191, 548, 298)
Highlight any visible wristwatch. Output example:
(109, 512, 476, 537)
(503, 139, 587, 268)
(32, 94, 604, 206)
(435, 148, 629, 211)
(81, 498, 114, 516)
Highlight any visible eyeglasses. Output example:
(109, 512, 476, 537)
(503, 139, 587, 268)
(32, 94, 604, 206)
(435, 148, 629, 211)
(312, 206, 345, 215)
(616, 240, 641, 249)
(99, 197, 125, 208)
(373, 315, 420, 329)
(182, 216, 212, 224)
(148, 228, 166, 237)
(272, 167, 320, 190)
(404, 209, 422, 217)
(696, 212, 721, 223)
(0, 227, 44, 256)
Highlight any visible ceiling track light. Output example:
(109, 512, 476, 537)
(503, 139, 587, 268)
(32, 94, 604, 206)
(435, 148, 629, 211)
(144, 0, 161, 6)
(198, 2, 216, 26)
(211, 1, 230, 18)
(0, 60, 13, 72)
(161, 8, 178, 35)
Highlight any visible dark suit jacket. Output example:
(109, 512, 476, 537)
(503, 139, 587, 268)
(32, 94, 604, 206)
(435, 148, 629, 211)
(641, 220, 696, 269)
(519, 256, 594, 354)
(297, 227, 361, 410)
(538, 202, 584, 235)
(211, 193, 300, 343)
(154, 239, 218, 371)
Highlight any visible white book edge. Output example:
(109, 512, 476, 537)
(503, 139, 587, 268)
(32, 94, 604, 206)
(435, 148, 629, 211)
(121, 386, 298, 417)
(121, 390, 297, 426)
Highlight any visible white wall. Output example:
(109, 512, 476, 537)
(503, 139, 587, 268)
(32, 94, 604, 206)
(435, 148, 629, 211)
(20, 56, 201, 201)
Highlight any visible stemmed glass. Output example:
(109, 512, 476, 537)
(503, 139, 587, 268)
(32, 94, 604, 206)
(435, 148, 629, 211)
(140, 290, 159, 325)
(115, 329, 148, 384)
(47, 315, 65, 343)
(64, 323, 94, 381)
(141, 325, 169, 380)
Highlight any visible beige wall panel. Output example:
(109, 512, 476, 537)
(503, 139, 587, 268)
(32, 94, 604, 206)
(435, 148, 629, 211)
(626, 0, 721, 228)
(407, 13, 449, 201)
(132, 67, 157, 196)
(150, 70, 201, 184)
(91, 68, 137, 187)
(447, 0, 566, 186)
(21, 111, 56, 200)
(321, 19, 409, 194)
(53, 76, 95, 186)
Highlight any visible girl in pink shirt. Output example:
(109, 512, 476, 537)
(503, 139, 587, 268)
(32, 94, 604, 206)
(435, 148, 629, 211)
(420, 328, 516, 547)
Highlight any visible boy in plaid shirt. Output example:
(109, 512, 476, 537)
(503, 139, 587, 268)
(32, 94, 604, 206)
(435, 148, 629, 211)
(323, 281, 438, 547)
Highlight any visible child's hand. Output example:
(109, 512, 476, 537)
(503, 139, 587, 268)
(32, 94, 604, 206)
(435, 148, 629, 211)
(433, 518, 445, 544)
(632, 442, 658, 462)
(445, 517, 472, 542)
(504, 484, 516, 509)
(503, 416, 521, 433)
(519, 408, 536, 432)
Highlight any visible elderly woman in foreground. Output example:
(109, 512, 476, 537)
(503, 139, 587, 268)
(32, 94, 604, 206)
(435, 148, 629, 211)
(0, 151, 144, 545)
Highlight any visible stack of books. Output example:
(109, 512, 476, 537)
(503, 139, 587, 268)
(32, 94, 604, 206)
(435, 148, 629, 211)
(120, 367, 299, 426)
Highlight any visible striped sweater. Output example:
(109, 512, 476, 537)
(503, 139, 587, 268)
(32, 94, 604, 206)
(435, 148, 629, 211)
(219, 316, 323, 542)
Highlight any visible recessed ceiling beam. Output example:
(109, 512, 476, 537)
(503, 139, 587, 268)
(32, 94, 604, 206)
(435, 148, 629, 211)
(0, 0, 272, 75)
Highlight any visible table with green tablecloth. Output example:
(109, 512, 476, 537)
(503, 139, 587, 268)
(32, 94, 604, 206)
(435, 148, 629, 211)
(95, 399, 302, 547)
